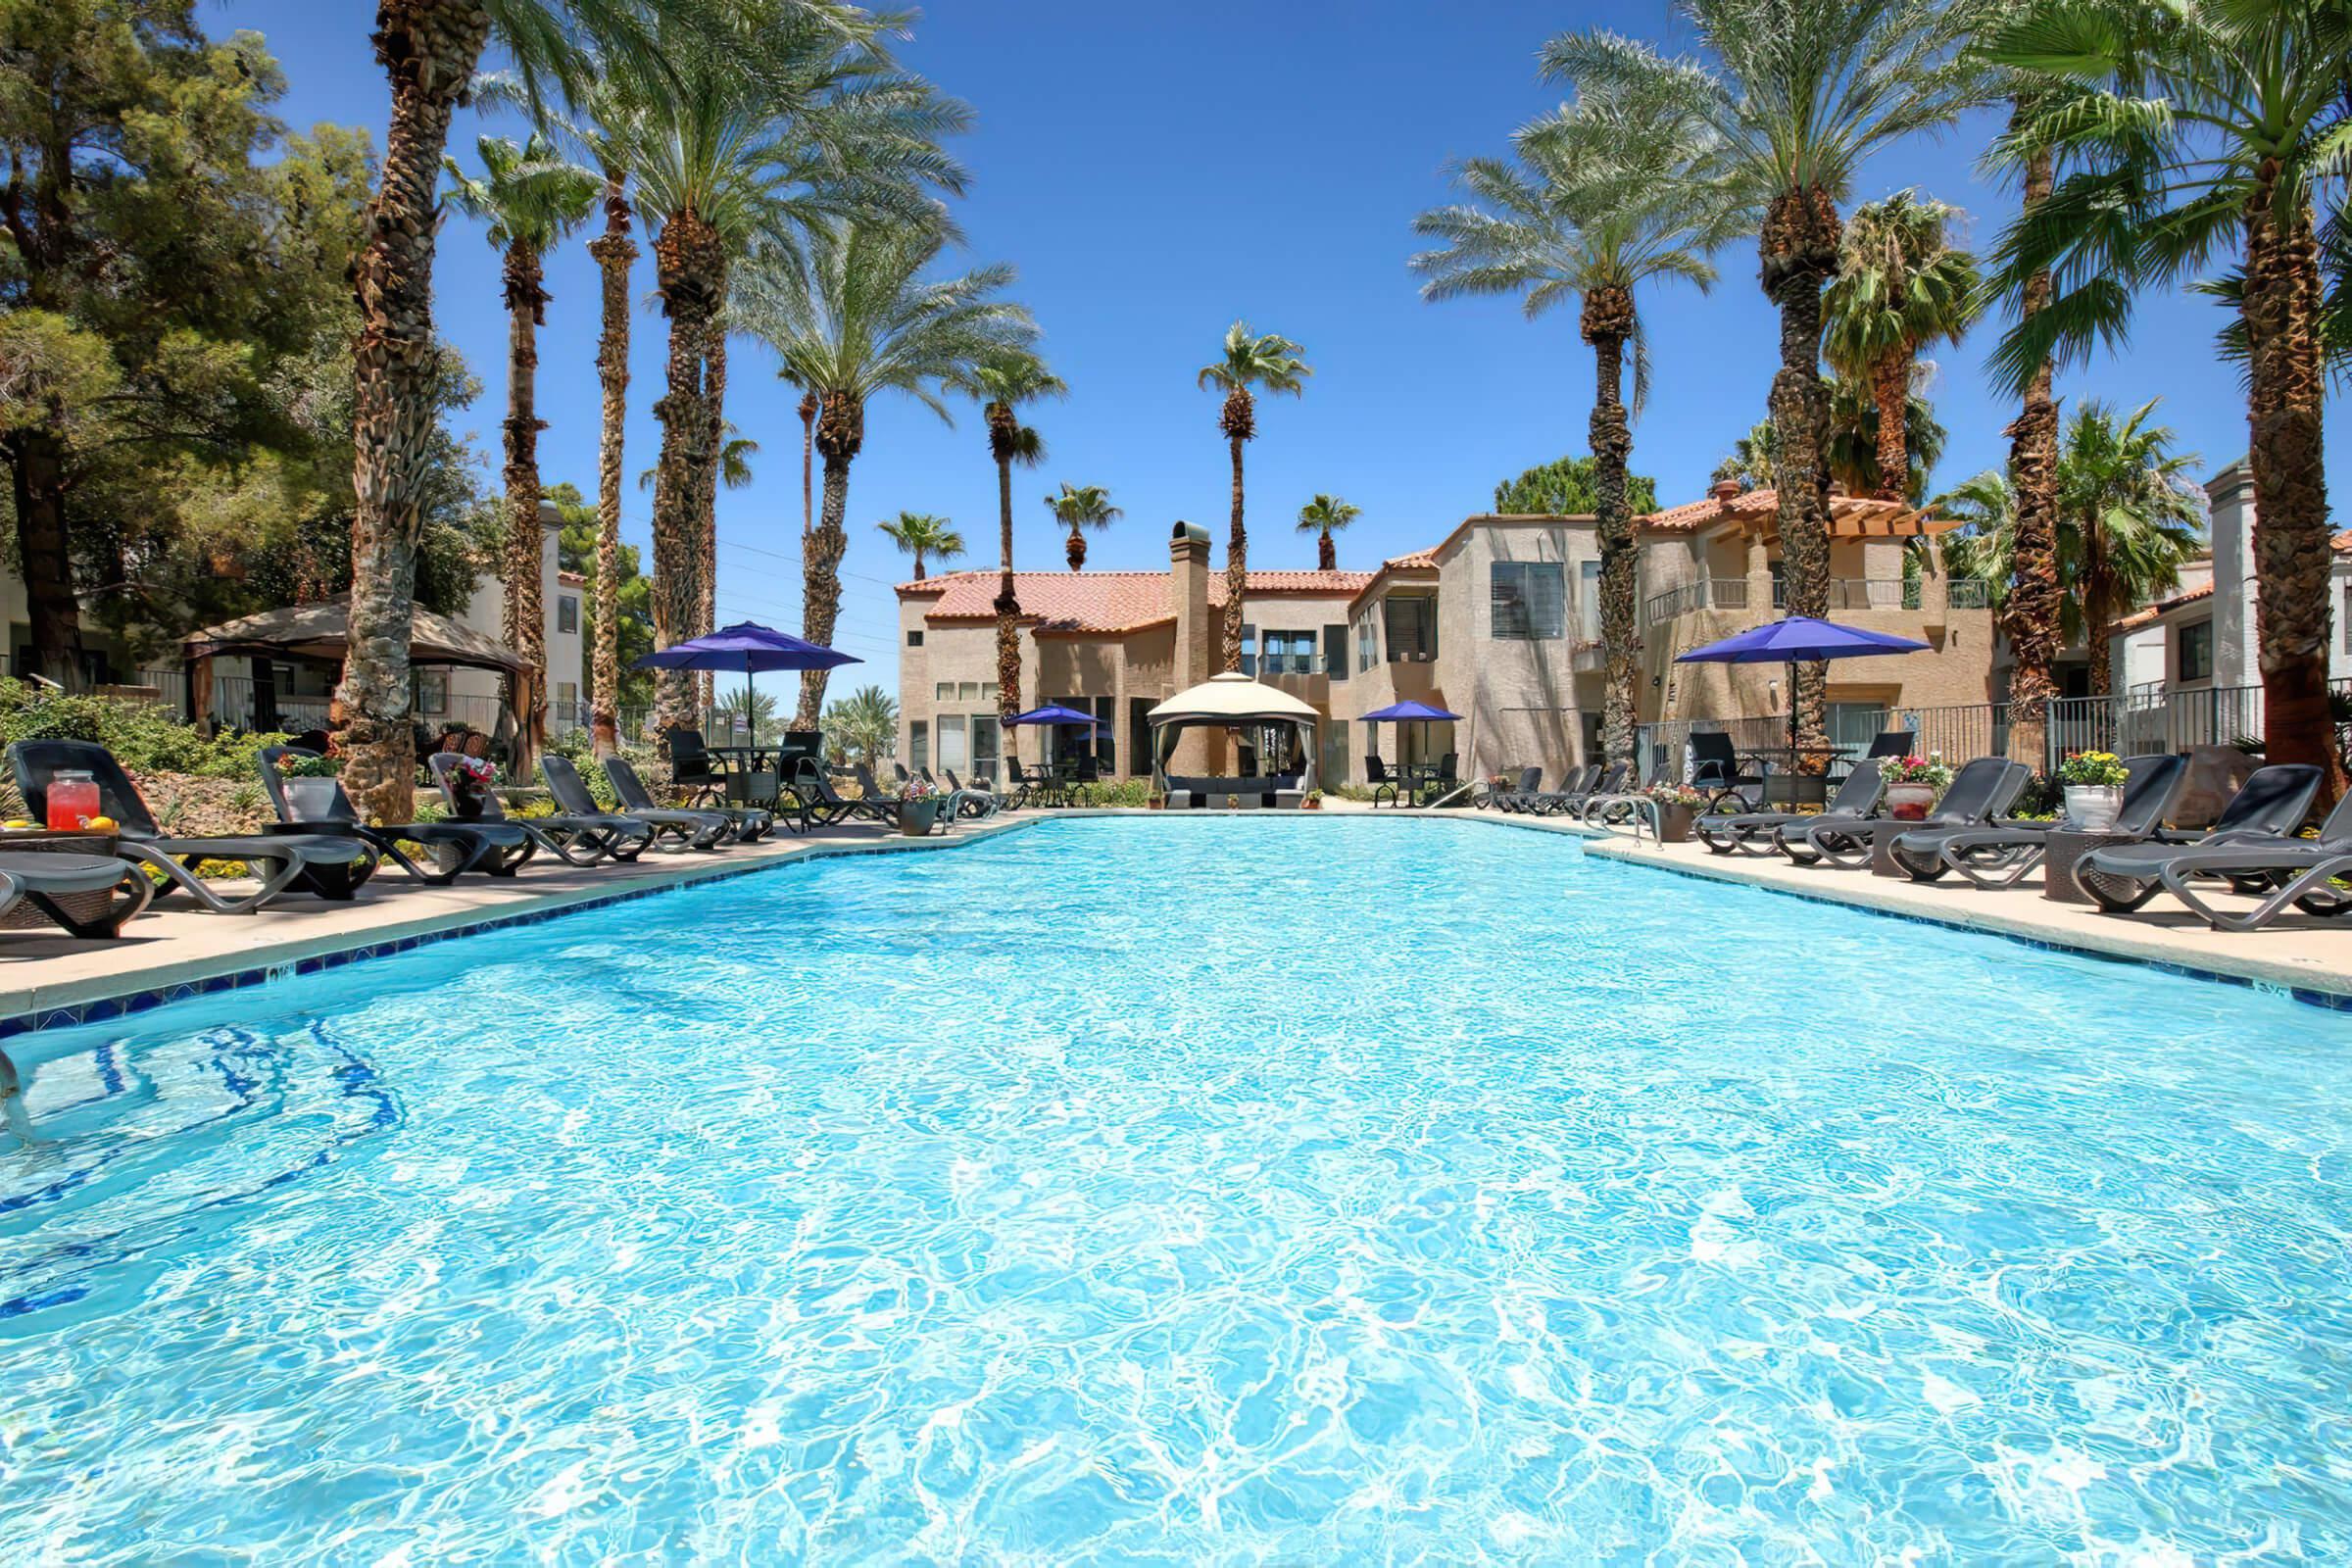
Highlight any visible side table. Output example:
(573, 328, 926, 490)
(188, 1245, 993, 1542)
(2043, 828, 2140, 904)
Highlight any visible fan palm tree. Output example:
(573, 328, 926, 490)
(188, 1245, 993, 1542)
(441, 131, 598, 765)
(1712, 419, 1779, 490)
(877, 511, 964, 579)
(1985, 0, 2349, 790)
(1198, 322, 1310, 669)
(1044, 483, 1121, 570)
(737, 222, 1038, 727)
(1413, 94, 1743, 765)
(1543, 0, 1981, 764)
(1293, 495, 1359, 571)
(339, 0, 666, 822)
(1939, 399, 2206, 694)
(1825, 370, 1946, 505)
(582, 156, 634, 756)
(1823, 190, 1981, 502)
(971, 354, 1066, 729)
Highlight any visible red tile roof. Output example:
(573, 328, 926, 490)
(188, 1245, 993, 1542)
(2117, 581, 2215, 630)
(1641, 486, 1950, 535)
(1381, 549, 1440, 570)
(899, 568, 1372, 634)
(2336, 528, 2352, 554)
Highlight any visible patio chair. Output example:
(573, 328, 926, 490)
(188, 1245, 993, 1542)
(426, 753, 652, 866)
(9, 739, 381, 914)
(2137, 788, 2352, 931)
(1364, 756, 1401, 809)
(0, 852, 154, 939)
(544, 756, 727, 852)
(796, 765, 894, 828)
(606, 757, 783, 841)
(1696, 758, 1886, 857)
(2075, 763, 2325, 913)
(261, 746, 535, 884)
(942, 768, 998, 819)
(1776, 757, 2030, 868)
(661, 726, 728, 807)
(1542, 762, 1626, 818)
(1688, 732, 1767, 811)
(1494, 764, 1549, 813)
(1897, 753, 2184, 887)
(1577, 764, 1650, 825)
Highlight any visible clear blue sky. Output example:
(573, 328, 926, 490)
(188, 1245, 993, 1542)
(220, 1, 2342, 701)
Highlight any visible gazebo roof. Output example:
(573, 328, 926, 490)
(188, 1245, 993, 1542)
(1148, 671, 1319, 725)
(183, 599, 532, 674)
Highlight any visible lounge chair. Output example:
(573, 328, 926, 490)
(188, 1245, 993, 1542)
(2139, 789, 2352, 931)
(1577, 763, 1649, 825)
(426, 752, 653, 866)
(544, 756, 726, 852)
(1493, 764, 1551, 813)
(1543, 762, 1627, 818)
(796, 765, 894, 827)
(260, 746, 535, 883)
(942, 767, 999, 819)
(2075, 763, 2325, 913)
(606, 757, 782, 842)
(0, 852, 154, 938)
(8, 739, 381, 913)
(853, 762, 950, 834)
(1777, 757, 2030, 868)
(1896, 753, 2185, 886)
(1696, 758, 1886, 857)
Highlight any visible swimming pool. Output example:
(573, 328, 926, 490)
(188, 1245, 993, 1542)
(4, 815, 2349, 1560)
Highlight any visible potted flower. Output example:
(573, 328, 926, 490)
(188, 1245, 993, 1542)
(1878, 753, 1952, 820)
(897, 775, 943, 837)
(277, 751, 346, 823)
(2057, 750, 2129, 831)
(1641, 781, 1712, 842)
(446, 755, 498, 820)
(1301, 788, 1325, 811)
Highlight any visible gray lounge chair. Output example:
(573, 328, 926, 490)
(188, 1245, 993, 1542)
(9, 740, 380, 913)
(427, 753, 653, 866)
(942, 767, 998, 819)
(606, 757, 783, 841)
(2143, 788, 2352, 931)
(260, 746, 535, 883)
(1895, 753, 2185, 886)
(1777, 757, 2030, 868)
(0, 852, 154, 938)
(544, 756, 726, 852)
(1494, 765, 1551, 813)
(1696, 758, 1885, 857)
(1544, 762, 1626, 817)
(853, 763, 950, 833)
(2076, 763, 2325, 912)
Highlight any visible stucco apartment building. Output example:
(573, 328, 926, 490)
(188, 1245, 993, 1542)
(897, 481, 1997, 787)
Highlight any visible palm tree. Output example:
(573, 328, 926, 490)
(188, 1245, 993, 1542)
(584, 158, 633, 757)
(441, 132, 598, 769)
(1044, 483, 1121, 570)
(820, 683, 900, 767)
(877, 511, 964, 579)
(1544, 0, 1981, 765)
(339, 0, 662, 822)
(1823, 190, 1981, 502)
(1985, 0, 2349, 791)
(1197, 322, 1310, 669)
(971, 354, 1065, 734)
(1294, 494, 1359, 571)
(1413, 94, 1741, 766)
(1825, 370, 1946, 505)
(1940, 399, 2206, 695)
(1712, 419, 1779, 490)
(737, 222, 1038, 727)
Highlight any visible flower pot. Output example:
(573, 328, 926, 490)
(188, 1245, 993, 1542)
(282, 777, 343, 824)
(897, 799, 942, 837)
(1884, 782, 1938, 821)
(1655, 802, 1695, 843)
(451, 785, 486, 821)
(2064, 783, 2124, 832)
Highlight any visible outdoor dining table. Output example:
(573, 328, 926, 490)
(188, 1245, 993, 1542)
(1733, 744, 1842, 808)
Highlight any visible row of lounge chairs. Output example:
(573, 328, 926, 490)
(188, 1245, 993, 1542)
(0, 739, 1004, 941)
(1490, 763, 1637, 820)
(1689, 748, 2345, 932)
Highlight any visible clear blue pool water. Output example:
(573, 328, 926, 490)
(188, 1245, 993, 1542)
(4, 815, 2350, 1562)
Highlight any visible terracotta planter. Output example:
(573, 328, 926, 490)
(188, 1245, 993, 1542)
(2063, 784, 2123, 831)
(1655, 802, 1695, 843)
(1884, 782, 1938, 821)
(897, 799, 942, 837)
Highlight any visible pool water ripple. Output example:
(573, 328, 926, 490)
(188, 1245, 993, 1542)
(3, 815, 2350, 1562)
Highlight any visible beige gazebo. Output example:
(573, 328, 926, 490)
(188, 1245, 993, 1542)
(182, 600, 539, 771)
(1147, 671, 1320, 806)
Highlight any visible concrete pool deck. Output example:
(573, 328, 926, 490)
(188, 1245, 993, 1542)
(6, 801, 2350, 1036)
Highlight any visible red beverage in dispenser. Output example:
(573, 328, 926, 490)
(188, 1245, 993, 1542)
(47, 770, 101, 832)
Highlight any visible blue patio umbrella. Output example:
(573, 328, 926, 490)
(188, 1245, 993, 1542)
(1005, 704, 1107, 771)
(635, 621, 858, 745)
(1674, 615, 1929, 757)
(1361, 699, 1462, 774)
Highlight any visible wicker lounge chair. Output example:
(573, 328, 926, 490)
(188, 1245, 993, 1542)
(1894, 753, 2185, 886)
(260, 746, 535, 883)
(0, 852, 154, 938)
(426, 753, 652, 866)
(1695, 758, 1886, 857)
(1777, 757, 2029, 868)
(2075, 763, 2324, 912)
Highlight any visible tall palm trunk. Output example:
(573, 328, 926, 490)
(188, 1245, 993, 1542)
(989, 404, 1024, 752)
(1219, 388, 1254, 671)
(340, 0, 493, 824)
(1315, 530, 1336, 572)
(649, 210, 721, 733)
(796, 392, 859, 728)
(1761, 186, 1842, 766)
(1067, 527, 1088, 571)
(1870, 346, 1910, 503)
(697, 323, 728, 710)
(2001, 125, 2063, 770)
(798, 390, 816, 534)
(2083, 512, 2114, 698)
(587, 172, 633, 756)
(2243, 163, 2340, 800)
(1585, 287, 1639, 768)
(499, 235, 549, 776)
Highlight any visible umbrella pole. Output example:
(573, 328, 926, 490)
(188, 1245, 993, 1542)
(1786, 660, 1799, 758)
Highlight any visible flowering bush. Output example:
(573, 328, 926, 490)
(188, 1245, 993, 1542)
(276, 752, 341, 779)
(1642, 781, 1713, 809)
(1879, 753, 1952, 790)
(2056, 750, 2128, 787)
(900, 776, 937, 803)
(447, 756, 497, 789)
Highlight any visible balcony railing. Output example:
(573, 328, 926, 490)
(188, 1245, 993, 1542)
(1642, 578, 1751, 626)
(1774, 577, 1910, 612)
(1946, 577, 1992, 610)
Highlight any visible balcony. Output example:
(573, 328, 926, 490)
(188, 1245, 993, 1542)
(1642, 578, 1750, 627)
(1644, 574, 1992, 627)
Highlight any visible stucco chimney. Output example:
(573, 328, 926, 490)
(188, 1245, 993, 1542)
(1167, 521, 1218, 776)
(2206, 459, 2255, 686)
(1711, 478, 1742, 506)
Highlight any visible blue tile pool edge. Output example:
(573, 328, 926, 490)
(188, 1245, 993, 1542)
(0, 819, 1045, 1044)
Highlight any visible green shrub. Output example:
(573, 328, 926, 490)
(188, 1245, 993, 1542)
(0, 677, 289, 780)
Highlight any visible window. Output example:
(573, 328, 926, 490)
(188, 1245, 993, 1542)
(957, 681, 980, 703)
(1384, 595, 1437, 662)
(2179, 618, 2214, 683)
(1324, 624, 1348, 682)
(935, 681, 954, 703)
(972, 714, 1001, 782)
(906, 628, 924, 648)
(1579, 561, 1601, 639)
(2343, 584, 2351, 655)
(1491, 562, 1565, 639)
(909, 720, 928, 772)
(1240, 623, 1258, 677)
(1356, 614, 1377, 672)
(557, 595, 579, 635)
(1260, 630, 1316, 675)
(981, 682, 998, 702)
(416, 669, 448, 716)
(938, 714, 968, 770)
(556, 681, 578, 721)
